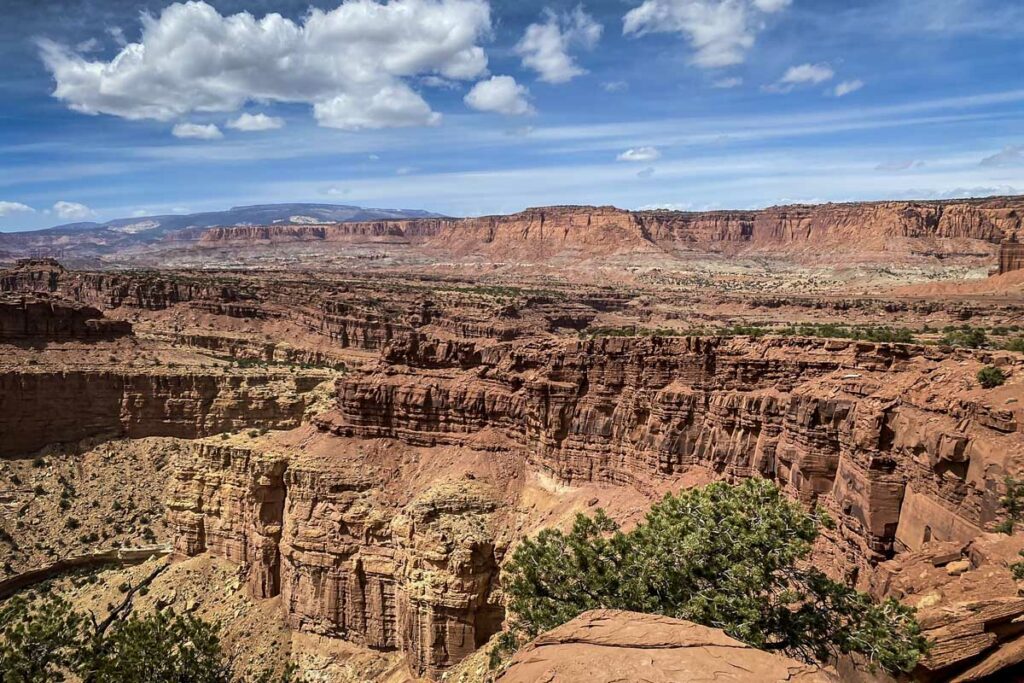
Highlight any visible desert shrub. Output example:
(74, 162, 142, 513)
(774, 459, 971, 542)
(941, 326, 989, 349)
(1004, 337, 1024, 353)
(502, 479, 927, 674)
(997, 477, 1024, 534)
(977, 366, 1006, 389)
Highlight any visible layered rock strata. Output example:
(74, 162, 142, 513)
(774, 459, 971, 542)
(0, 369, 328, 456)
(318, 335, 1024, 565)
(0, 294, 131, 340)
(871, 535, 1024, 681)
(999, 239, 1024, 275)
(167, 440, 504, 678)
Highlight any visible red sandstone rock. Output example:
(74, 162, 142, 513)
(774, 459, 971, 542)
(496, 609, 836, 683)
(167, 440, 505, 679)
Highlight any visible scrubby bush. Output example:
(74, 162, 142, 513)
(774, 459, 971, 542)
(501, 479, 928, 674)
(997, 477, 1024, 534)
(1005, 337, 1024, 353)
(977, 366, 1006, 389)
(941, 326, 989, 349)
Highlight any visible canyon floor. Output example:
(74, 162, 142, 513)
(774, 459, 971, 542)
(1, 203, 1023, 682)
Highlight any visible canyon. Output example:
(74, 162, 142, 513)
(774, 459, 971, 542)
(1, 200, 1023, 682)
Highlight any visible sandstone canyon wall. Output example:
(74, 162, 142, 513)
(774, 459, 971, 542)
(168, 333, 1024, 679)
(317, 335, 1023, 565)
(0, 369, 327, 457)
(167, 440, 505, 678)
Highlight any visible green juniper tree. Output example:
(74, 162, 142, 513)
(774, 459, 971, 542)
(502, 478, 928, 675)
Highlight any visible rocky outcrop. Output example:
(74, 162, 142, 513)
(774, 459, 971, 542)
(167, 441, 504, 679)
(871, 535, 1024, 682)
(999, 239, 1024, 275)
(0, 369, 329, 456)
(0, 294, 131, 340)
(318, 335, 1024, 566)
(496, 609, 836, 683)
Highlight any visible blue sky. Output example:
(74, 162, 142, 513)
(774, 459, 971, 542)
(1, 0, 1023, 231)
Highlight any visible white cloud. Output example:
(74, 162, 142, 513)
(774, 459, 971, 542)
(764, 62, 834, 93)
(623, 0, 791, 69)
(0, 202, 35, 216)
(980, 146, 1024, 167)
(172, 122, 223, 140)
(712, 76, 743, 89)
(464, 76, 534, 116)
(833, 79, 865, 97)
(53, 201, 95, 220)
(781, 62, 834, 85)
(38, 0, 491, 130)
(421, 75, 459, 89)
(396, 166, 417, 175)
(314, 85, 442, 130)
(602, 80, 629, 93)
(617, 146, 661, 162)
(516, 6, 602, 84)
(227, 113, 285, 131)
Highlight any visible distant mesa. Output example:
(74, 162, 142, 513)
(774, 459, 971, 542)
(0, 196, 1022, 267)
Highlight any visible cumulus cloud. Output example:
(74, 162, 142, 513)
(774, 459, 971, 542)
(0, 201, 35, 216)
(227, 113, 285, 131)
(617, 146, 661, 162)
(980, 146, 1024, 167)
(833, 79, 865, 97)
(623, 0, 791, 69)
(464, 76, 534, 116)
(516, 5, 602, 84)
(172, 122, 223, 139)
(602, 80, 628, 93)
(53, 201, 95, 220)
(38, 0, 491, 130)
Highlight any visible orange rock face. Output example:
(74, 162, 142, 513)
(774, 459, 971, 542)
(497, 609, 836, 683)
(320, 335, 1023, 566)
(999, 239, 1024, 274)
(167, 440, 505, 678)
